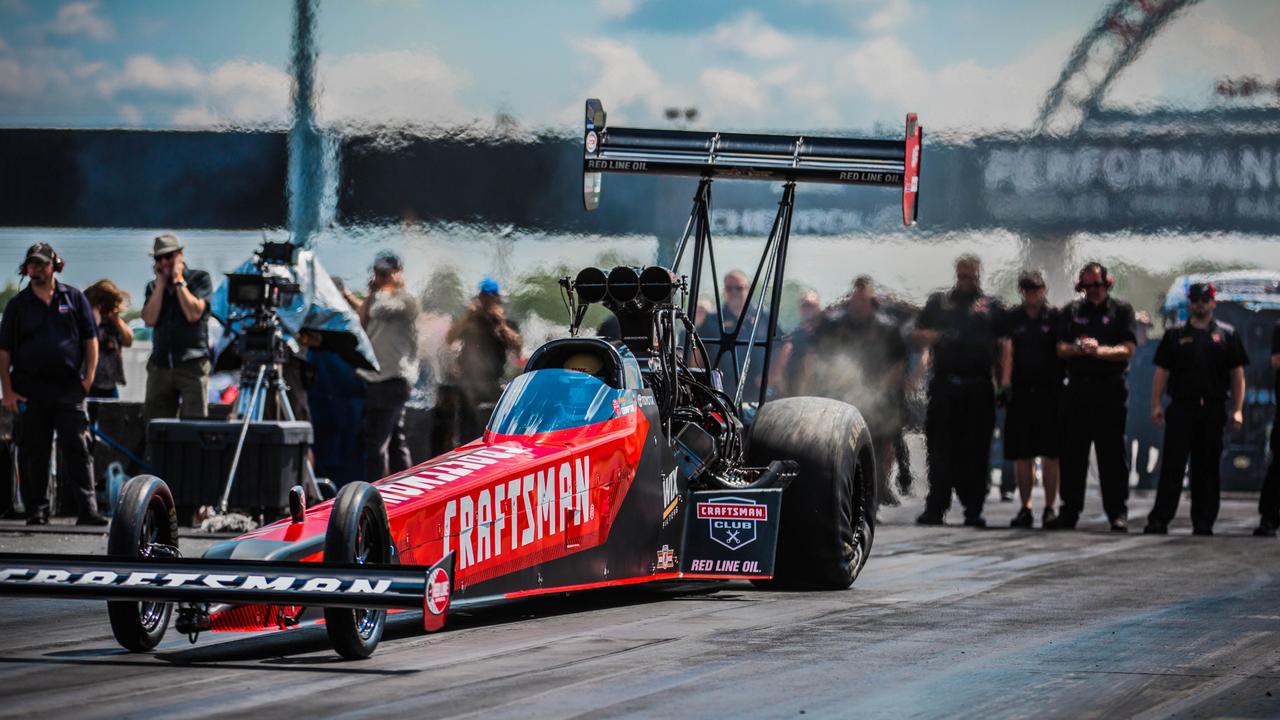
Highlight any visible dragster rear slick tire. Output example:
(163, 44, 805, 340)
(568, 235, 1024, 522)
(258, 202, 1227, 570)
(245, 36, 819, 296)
(748, 397, 876, 589)
(323, 482, 393, 660)
(107, 475, 179, 652)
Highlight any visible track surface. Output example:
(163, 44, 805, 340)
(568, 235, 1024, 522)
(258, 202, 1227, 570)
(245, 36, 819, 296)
(1, 489, 1278, 719)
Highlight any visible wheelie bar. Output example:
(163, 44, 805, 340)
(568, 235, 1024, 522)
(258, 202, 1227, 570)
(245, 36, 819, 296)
(0, 552, 432, 610)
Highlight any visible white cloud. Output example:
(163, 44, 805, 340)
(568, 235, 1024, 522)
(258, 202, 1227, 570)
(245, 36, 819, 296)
(1106, 2, 1280, 110)
(51, 1, 113, 42)
(596, 0, 640, 19)
(0, 58, 23, 95)
(98, 54, 202, 96)
(316, 49, 470, 128)
(573, 36, 670, 110)
(700, 67, 764, 119)
(861, 0, 912, 33)
(116, 102, 140, 124)
(709, 11, 796, 60)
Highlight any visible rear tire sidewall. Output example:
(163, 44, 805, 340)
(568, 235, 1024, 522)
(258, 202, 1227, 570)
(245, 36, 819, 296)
(107, 475, 178, 652)
(749, 397, 876, 589)
(323, 482, 392, 660)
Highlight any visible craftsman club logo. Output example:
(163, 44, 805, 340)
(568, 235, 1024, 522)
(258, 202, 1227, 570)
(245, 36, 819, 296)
(697, 497, 767, 551)
(426, 567, 450, 616)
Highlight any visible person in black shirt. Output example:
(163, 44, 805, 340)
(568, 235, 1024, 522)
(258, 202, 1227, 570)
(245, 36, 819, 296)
(803, 277, 906, 501)
(140, 233, 212, 420)
(447, 277, 522, 441)
(0, 243, 106, 525)
(914, 255, 1002, 527)
(1049, 262, 1137, 531)
(1143, 283, 1247, 536)
(1256, 322, 1280, 537)
(998, 269, 1063, 529)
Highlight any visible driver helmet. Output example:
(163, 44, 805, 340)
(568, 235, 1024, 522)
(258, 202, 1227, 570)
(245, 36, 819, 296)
(564, 352, 603, 375)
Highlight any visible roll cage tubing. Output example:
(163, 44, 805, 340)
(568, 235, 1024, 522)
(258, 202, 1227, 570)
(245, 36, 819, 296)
(581, 99, 922, 407)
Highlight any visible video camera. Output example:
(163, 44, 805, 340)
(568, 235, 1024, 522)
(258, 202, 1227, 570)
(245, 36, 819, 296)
(224, 241, 302, 382)
(226, 242, 301, 312)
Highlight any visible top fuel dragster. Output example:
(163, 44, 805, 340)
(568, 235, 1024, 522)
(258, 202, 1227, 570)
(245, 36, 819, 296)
(0, 100, 921, 658)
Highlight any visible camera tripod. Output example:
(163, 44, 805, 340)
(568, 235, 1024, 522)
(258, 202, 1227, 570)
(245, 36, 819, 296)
(218, 352, 322, 515)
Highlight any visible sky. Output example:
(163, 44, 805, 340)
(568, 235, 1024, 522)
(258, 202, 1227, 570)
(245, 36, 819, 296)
(0, 0, 1277, 134)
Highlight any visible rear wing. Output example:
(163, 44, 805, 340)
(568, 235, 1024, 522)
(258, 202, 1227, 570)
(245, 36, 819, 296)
(581, 98, 922, 226)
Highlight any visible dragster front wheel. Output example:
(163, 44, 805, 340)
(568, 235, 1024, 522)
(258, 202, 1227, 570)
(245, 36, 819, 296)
(107, 475, 179, 651)
(323, 482, 393, 660)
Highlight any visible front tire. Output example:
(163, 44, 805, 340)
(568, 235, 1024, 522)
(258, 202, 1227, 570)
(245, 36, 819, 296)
(749, 397, 876, 589)
(324, 482, 392, 659)
(107, 475, 179, 651)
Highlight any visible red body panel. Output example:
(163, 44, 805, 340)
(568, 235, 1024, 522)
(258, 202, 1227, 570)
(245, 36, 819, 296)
(231, 411, 648, 593)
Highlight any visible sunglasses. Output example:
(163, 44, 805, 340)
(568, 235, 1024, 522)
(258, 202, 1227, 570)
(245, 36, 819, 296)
(1188, 296, 1212, 304)
(1079, 282, 1105, 289)
(1018, 283, 1045, 291)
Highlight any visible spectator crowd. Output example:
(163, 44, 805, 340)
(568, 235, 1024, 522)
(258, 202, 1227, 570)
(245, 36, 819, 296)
(2, 237, 1278, 540)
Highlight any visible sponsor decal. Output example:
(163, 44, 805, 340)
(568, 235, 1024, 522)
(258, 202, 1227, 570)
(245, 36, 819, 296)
(687, 559, 764, 574)
(585, 130, 598, 154)
(637, 393, 656, 408)
(656, 545, 675, 570)
(587, 159, 648, 172)
(426, 566, 450, 616)
(0, 568, 394, 594)
(612, 398, 635, 417)
(661, 469, 680, 527)
(375, 445, 532, 505)
(1212, 333, 1222, 343)
(697, 496, 766, 550)
(442, 453, 596, 571)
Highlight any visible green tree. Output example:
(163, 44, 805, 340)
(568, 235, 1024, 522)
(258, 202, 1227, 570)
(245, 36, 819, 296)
(420, 265, 468, 317)
(506, 251, 643, 331)
(0, 280, 18, 313)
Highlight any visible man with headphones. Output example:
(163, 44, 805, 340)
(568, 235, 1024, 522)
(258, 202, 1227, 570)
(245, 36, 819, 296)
(0, 243, 106, 525)
(1050, 262, 1138, 531)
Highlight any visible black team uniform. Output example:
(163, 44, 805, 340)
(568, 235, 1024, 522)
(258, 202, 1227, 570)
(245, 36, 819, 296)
(917, 291, 1001, 525)
(1054, 297, 1137, 529)
(1259, 323, 1280, 536)
(1145, 317, 1247, 534)
(999, 303, 1063, 461)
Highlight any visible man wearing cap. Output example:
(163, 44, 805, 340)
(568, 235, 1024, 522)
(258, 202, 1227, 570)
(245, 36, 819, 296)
(447, 277, 522, 441)
(998, 269, 1064, 529)
(140, 233, 213, 420)
(1144, 283, 1247, 536)
(346, 251, 419, 483)
(0, 243, 106, 525)
(1050, 262, 1137, 532)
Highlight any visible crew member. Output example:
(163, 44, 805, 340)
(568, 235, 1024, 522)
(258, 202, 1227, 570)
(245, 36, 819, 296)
(0, 243, 106, 525)
(803, 277, 906, 502)
(446, 277, 521, 442)
(1144, 283, 1247, 535)
(1257, 320, 1280, 537)
(698, 270, 769, 400)
(998, 269, 1063, 529)
(1050, 262, 1137, 532)
(914, 255, 1001, 528)
(346, 251, 420, 483)
(140, 233, 212, 420)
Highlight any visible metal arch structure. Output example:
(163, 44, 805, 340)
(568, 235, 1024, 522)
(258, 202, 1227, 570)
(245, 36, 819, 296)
(1035, 0, 1202, 136)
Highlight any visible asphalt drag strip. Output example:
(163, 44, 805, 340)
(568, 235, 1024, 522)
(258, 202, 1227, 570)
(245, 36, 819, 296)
(0, 490, 1277, 719)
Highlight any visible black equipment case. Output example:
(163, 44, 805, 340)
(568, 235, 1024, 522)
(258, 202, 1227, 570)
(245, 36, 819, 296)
(147, 420, 312, 514)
